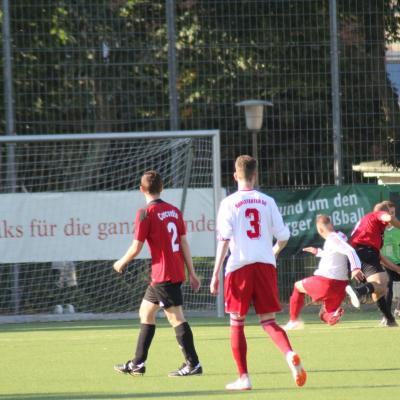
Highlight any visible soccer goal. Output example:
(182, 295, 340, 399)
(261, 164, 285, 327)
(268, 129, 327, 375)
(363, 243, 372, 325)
(0, 130, 223, 322)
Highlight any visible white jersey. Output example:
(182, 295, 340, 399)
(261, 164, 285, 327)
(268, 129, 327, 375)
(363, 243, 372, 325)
(314, 231, 361, 280)
(217, 189, 290, 274)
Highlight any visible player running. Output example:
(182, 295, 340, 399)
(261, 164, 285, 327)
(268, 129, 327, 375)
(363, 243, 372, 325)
(348, 201, 400, 327)
(283, 214, 364, 330)
(210, 155, 306, 391)
(113, 170, 203, 377)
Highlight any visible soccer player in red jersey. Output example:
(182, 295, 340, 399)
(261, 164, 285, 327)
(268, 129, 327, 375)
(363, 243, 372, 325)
(210, 155, 306, 391)
(349, 200, 400, 327)
(113, 171, 202, 376)
(284, 215, 364, 330)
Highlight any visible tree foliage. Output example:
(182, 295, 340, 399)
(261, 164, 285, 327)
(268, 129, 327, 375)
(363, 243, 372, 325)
(1, 0, 400, 188)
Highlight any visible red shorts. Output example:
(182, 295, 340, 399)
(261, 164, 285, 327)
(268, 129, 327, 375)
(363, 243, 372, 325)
(302, 275, 347, 313)
(224, 263, 281, 316)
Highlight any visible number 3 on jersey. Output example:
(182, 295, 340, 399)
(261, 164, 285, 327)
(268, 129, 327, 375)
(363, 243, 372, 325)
(245, 208, 261, 239)
(167, 221, 180, 252)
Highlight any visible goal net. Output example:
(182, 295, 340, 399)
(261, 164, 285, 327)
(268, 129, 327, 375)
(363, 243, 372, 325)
(0, 130, 222, 321)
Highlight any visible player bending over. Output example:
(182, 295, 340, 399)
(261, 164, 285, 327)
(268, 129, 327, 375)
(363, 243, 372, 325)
(210, 155, 306, 391)
(348, 201, 400, 327)
(284, 215, 364, 331)
(113, 170, 202, 377)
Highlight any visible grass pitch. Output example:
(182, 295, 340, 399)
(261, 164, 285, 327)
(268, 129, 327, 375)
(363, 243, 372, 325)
(0, 310, 399, 400)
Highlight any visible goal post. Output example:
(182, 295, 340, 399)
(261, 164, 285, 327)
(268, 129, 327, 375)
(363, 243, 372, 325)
(0, 130, 224, 321)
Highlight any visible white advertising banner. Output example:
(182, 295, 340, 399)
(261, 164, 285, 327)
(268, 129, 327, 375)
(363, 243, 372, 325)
(0, 189, 217, 263)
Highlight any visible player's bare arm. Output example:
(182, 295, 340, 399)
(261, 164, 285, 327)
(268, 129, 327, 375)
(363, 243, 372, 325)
(302, 246, 318, 256)
(380, 253, 400, 275)
(350, 268, 364, 281)
(113, 239, 144, 273)
(273, 239, 288, 257)
(180, 235, 201, 292)
(210, 240, 230, 295)
(389, 215, 400, 229)
(378, 212, 400, 229)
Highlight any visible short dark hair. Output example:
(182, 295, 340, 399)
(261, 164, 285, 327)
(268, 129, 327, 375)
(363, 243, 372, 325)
(316, 214, 331, 226)
(235, 155, 257, 181)
(374, 200, 396, 212)
(140, 170, 163, 194)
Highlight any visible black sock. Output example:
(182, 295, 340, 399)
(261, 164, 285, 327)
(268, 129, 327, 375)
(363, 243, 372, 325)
(377, 297, 395, 322)
(133, 324, 156, 365)
(174, 322, 199, 366)
(385, 274, 394, 311)
(354, 282, 375, 297)
(385, 286, 393, 311)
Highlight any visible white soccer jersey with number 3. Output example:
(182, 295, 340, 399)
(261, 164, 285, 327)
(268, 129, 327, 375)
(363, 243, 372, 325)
(217, 189, 290, 274)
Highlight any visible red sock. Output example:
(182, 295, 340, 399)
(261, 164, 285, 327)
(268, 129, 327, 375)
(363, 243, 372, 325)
(230, 317, 247, 376)
(319, 311, 330, 323)
(261, 319, 292, 354)
(319, 306, 335, 324)
(289, 286, 305, 321)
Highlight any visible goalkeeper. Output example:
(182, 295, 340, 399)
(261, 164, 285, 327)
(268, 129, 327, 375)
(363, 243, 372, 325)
(113, 170, 202, 377)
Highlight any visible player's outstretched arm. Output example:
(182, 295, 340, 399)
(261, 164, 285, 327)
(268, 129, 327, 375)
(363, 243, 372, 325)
(113, 239, 144, 273)
(181, 235, 201, 292)
(210, 240, 230, 295)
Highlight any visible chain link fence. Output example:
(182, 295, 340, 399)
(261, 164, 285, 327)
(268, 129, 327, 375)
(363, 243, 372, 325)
(1, 0, 400, 317)
(1, 0, 399, 189)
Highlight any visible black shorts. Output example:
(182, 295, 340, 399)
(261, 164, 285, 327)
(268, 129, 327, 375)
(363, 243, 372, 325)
(354, 245, 385, 277)
(143, 281, 183, 309)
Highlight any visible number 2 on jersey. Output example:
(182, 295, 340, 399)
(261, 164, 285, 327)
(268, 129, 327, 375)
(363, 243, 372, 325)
(167, 221, 180, 252)
(245, 208, 261, 239)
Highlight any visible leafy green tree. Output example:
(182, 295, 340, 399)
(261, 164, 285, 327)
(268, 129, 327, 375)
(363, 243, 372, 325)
(1, 0, 400, 189)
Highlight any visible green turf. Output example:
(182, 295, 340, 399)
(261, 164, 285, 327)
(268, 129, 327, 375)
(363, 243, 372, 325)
(0, 310, 399, 400)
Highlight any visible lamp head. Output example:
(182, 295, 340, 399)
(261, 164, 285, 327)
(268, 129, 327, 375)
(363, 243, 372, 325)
(236, 99, 273, 131)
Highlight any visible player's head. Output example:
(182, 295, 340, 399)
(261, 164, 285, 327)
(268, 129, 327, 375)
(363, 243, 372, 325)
(315, 214, 334, 237)
(234, 155, 258, 183)
(374, 200, 396, 216)
(140, 170, 163, 195)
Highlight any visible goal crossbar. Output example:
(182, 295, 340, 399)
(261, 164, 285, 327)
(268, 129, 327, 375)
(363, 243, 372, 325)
(0, 130, 220, 143)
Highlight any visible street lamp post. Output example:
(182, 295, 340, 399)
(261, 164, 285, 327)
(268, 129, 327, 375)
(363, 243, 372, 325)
(236, 100, 273, 185)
